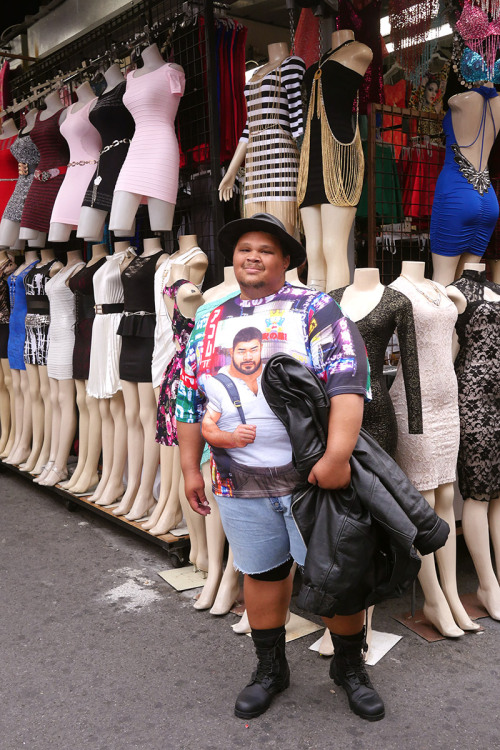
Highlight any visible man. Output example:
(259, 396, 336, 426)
(176, 213, 384, 722)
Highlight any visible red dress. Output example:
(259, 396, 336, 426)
(0, 135, 18, 215)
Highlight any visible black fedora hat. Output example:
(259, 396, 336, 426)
(218, 213, 307, 270)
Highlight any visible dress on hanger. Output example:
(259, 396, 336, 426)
(0, 135, 18, 215)
(330, 286, 422, 456)
(87, 248, 133, 399)
(20, 110, 70, 233)
(23, 259, 58, 366)
(7, 260, 39, 370)
(389, 275, 459, 491)
(156, 279, 196, 446)
(50, 100, 102, 226)
(151, 245, 206, 389)
(114, 64, 185, 204)
(451, 269, 500, 502)
(430, 86, 499, 257)
(3, 133, 40, 223)
(68, 256, 107, 380)
(0, 258, 14, 358)
(81, 82, 136, 213)
(45, 261, 85, 380)
(117, 250, 164, 382)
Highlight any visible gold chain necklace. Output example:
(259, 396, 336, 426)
(400, 274, 445, 306)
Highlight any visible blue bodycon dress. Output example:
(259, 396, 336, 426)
(7, 261, 38, 370)
(430, 86, 499, 258)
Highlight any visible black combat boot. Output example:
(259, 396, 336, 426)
(329, 629, 385, 721)
(234, 626, 290, 719)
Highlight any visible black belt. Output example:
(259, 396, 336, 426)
(27, 298, 50, 315)
(94, 303, 124, 315)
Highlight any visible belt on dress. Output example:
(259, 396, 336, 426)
(68, 159, 98, 167)
(123, 310, 155, 316)
(91, 138, 130, 205)
(18, 162, 36, 176)
(27, 298, 50, 315)
(34, 166, 67, 182)
(94, 303, 124, 315)
(0, 177, 17, 182)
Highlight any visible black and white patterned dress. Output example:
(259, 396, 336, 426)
(451, 269, 500, 502)
(3, 133, 40, 223)
(240, 56, 305, 206)
(23, 259, 58, 367)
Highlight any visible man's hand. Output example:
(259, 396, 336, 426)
(231, 424, 256, 448)
(184, 469, 211, 516)
(307, 454, 351, 490)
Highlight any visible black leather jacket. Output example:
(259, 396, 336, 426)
(262, 354, 450, 618)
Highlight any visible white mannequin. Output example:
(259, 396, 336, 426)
(0, 118, 18, 139)
(19, 91, 65, 247)
(0, 250, 17, 456)
(218, 42, 298, 235)
(285, 267, 308, 287)
(109, 44, 184, 234)
(20, 248, 62, 474)
(77, 64, 127, 242)
(447, 261, 500, 620)
(4, 249, 40, 466)
(335, 267, 384, 320)
(397, 261, 478, 636)
(48, 82, 98, 244)
(38, 249, 85, 487)
(112, 236, 169, 520)
(300, 30, 372, 292)
(202, 265, 240, 304)
(22, 108, 39, 134)
(432, 84, 500, 286)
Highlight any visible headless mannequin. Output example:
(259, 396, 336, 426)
(19, 90, 65, 247)
(202, 265, 240, 303)
(432, 84, 500, 286)
(447, 261, 500, 620)
(91, 240, 132, 507)
(38, 249, 84, 487)
(0, 118, 18, 139)
(397, 261, 478, 635)
(77, 64, 127, 242)
(112, 236, 169, 519)
(109, 44, 184, 233)
(300, 30, 372, 292)
(218, 43, 298, 235)
(4, 249, 40, 466)
(0, 250, 17, 456)
(0, 109, 39, 250)
(48, 82, 98, 244)
(20, 248, 62, 474)
(61, 243, 109, 494)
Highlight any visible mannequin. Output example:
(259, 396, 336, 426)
(0, 119, 20, 239)
(109, 44, 185, 233)
(298, 30, 372, 292)
(20, 248, 62, 473)
(447, 262, 500, 620)
(431, 83, 500, 286)
(112, 237, 168, 519)
(0, 118, 18, 139)
(38, 249, 85, 486)
(0, 108, 40, 249)
(48, 81, 100, 243)
(202, 265, 240, 304)
(390, 261, 478, 636)
(77, 63, 135, 242)
(19, 90, 67, 247)
(0, 250, 17, 456)
(218, 43, 305, 235)
(61, 243, 108, 494)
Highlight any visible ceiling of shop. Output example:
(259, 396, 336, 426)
(228, 1, 391, 28)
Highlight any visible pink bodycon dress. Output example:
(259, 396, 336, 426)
(114, 64, 185, 204)
(50, 99, 102, 226)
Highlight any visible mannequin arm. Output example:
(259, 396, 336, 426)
(218, 141, 247, 201)
(177, 421, 211, 516)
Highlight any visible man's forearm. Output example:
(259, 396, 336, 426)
(177, 421, 205, 473)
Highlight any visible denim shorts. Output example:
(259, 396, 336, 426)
(215, 493, 307, 575)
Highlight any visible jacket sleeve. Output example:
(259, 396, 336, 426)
(394, 293, 423, 434)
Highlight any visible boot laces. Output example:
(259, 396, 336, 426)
(254, 649, 278, 682)
(344, 658, 371, 687)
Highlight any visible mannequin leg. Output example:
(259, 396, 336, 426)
(48, 222, 72, 243)
(125, 382, 159, 521)
(193, 463, 227, 610)
(0, 359, 11, 454)
(88, 397, 113, 502)
(0, 358, 15, 457)
(144, 444, 183, 533)
(210, 545, 242, 616)
(0, 218, 21, 247)
(417, 489, 464, 637)
(6, 370, 32, 465)
(488, 495, 500, 581)
(109, 191, 141, 233)
(462, 497, 500, 620)
(179, 472, 209, 573)
(31, 366, 52, 475)
(147, 198, 175, 232)
(61, 380, 88, 490)
(321, 204, 355, 292)
(41, 379, 77, 486)
(431, 253, 479, 286)
(70, 387, 102, 494)
(77, 207, 107, 242)
(94, 392, 127, 506)
(19, 364, 44, 472)
(34, 377, 60, 484)
(300, 205, 327, 291)
(433, 482, 480, 630)
(489, 259, 500, 284)
(113, 381, 144, 516)
(455, 253, 483, 280)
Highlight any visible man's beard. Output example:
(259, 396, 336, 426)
(233, 358, 262, 376)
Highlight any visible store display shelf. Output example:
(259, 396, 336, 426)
(0, 460, 190, 567)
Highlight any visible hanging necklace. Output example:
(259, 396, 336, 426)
(400, 274, 445, 306)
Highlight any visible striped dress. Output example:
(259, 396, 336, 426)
(240, 56, 305, 205)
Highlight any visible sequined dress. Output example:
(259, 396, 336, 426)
(3, 133, 40, 222)
(23, 259, 58, 366)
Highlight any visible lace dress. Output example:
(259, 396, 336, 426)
(451, 269, 500, 502)
(330, 286, 422, 456)
(155, 279, 196, 446)
(389, 276, 460, 491)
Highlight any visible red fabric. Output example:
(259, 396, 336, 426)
(295, 10, 320, 70)
(0, 135, 18, 214)
(400, 142, 444, 218)
(0, 61, 12, 124)
(382, 79, 409, 160)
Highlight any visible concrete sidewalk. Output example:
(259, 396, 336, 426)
(1, 469, 498, 750)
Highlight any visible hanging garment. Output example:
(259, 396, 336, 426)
(0, 257, 15, 358)
(23, 259, 58, 367)
(68, 257, 107, 380)
(356, 141, 403, 223)
(3, 133, 40, 223)
(400, 141, 445, 219)
(389, 275, 460, 492)
(382, 79, 409, 161)
(0, 135, 18, 216)
(81, 82, 135, 213)
(7, 260, 39, 370)
(451, 269, 500, 502)
(50, 99, 102, 227)
(45, 262, 85, 380)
